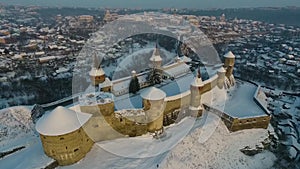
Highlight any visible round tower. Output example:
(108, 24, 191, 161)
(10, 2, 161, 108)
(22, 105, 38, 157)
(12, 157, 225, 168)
(141, 87, 166, 132)
(90, 55, 106, 86)
(224, 51, 235, 79)
(149, 44, 162, 69)
(217, 67, 226, 89)
(189, 68, 204, 117)
(36, 106, 93, 166)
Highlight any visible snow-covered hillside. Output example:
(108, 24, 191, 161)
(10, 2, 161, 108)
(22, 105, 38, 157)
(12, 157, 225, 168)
(161, 114, 277, 169)
(0, 106, 35, 149)
(0, 106, 53, 169)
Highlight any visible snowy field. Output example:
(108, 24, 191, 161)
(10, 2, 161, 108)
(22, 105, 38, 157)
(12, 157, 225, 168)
(0, 106, 53, 169)
(225, 81, 267, 118)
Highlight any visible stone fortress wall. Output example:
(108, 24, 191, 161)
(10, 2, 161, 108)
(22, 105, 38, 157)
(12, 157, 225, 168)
(82, 50, 272, 142)
(40, 127, 94, 165)
(203, 83, 271, 132)
(36, 50, 272, 166)
(36, 106, 95, 166)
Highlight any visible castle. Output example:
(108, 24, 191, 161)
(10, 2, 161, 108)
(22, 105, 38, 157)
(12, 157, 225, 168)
(35, 46, 271, 165)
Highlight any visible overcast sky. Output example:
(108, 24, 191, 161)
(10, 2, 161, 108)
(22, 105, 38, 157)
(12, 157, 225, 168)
(0, 0, 300, 9)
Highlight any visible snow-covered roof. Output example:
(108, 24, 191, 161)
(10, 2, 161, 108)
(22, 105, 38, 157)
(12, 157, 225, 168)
(89, 67, 105, 77)
(99, 77, 112, 88)
(38, 56, 56, 63)
(141, 87, 166, 100)
(224, 81, 268, 118)
(35, 106, 92, 136)
(191, 76, 204, 87)
(217, 67, 226, 73)
(181, 55, 192, 63)
(112, 72, 148, 95)
(163, 62, 190, 77)
(79, 92, 113, 106)
(224, 51, 235, 59)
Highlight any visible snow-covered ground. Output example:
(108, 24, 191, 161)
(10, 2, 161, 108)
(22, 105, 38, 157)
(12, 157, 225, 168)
(58, 113, 276, 169)
(0, 106, 53, 169)
(0, 137, 53, 169)
(161, 115, 277, 169)
(0, 85, 277, 169)
(225, 81, 267, 118)
(0, 106, 35, 149)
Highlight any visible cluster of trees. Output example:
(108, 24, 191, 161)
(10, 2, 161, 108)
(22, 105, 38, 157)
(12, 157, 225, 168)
(0, 76, 73, 109)
(129, 68, 164, 94)
(147, 68, 162, 85)
(129, 76, 140, 94)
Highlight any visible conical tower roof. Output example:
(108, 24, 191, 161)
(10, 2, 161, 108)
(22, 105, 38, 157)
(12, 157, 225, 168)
(141, 87, 166, 101)
(224, 51, 235, 59)
(89, 67, 105, 77)
(217, 66, 226, 73)
(89, 54, 105, 76)
(36, 106, 92, 136)
(150, 44, 162, 62)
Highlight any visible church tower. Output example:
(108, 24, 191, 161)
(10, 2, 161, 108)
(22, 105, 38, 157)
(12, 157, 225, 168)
(149, 43, 162, 69)
(89, 55, 106, 86)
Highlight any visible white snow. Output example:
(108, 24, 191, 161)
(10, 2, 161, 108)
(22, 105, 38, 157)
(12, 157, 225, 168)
(0, 106, 54, 169)
(89, 67, 105, 77)
(113, 73, 194, 110)
(158, 73, 194, 96)
(224, 51, 236, 59)
(112, 72, 148, 95)
(35, 106, 92, 136)
(224, 81, 267, 118)
(96, 116, 194, 158)
(38, 56, 56, 63)
(161, 116, 276, 169)
(180, 55, 192, 63)
(165, 90, 190, 102)
(0, 106, 35, 150)
(140, 87, 166, 101)
(163, 62, 191, 78)
(56, 112, 275, 169)
(191, 76, 204, 87)
(114, 93, 143, 110)
(79, 92, 113, 106)
(217, 66, 226, 73)
(0, 137, 54, 169)
(0, 106, 276, 169)
(150, 47, 163, 62)
(115, 109, 145, 117)
(100, 77, 113, 87)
